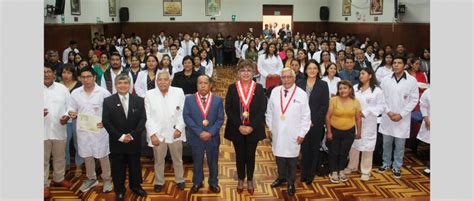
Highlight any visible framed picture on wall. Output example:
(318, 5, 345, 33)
(163, 0, 182, 16)
(109, 0, 117, 17)
(370, 0, 383, 15)
(205, 0, 221, 16)
(342, 0, 351, 16)
(70, 0, 81, 15)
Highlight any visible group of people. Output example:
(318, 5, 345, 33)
(44, 30, 431, 199)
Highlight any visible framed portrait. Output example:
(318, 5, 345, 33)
(70, 0, 81, 15)
(342, 0, 351, 16)
(163, 0, 182, 16)
(370, 0, 383, 15)
(205, 0, 221, 16)
(109, 0, 117, 17)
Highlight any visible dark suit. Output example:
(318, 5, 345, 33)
(102, 93, 146, 194)
(296, 79, 330, 181)
(224, 83, 266, 181)
(354, 59, 372, 71)
(183, 93, 224, 186)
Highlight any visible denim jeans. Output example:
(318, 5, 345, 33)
(215, 48, 223, 65)
(66, 120, 84, 166)
(382, 134, 406, 170)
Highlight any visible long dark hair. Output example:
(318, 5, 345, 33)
(358, 67, 379, 92)
(378, 53, 393, 68)
(265, 43, 278, 59)
(144, 55, 159, 74)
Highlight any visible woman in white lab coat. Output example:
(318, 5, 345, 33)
(134, 55, 159, 98)
(257, 43, 283, 90)
(344, 67, 385, 181)
(417, 88, 431, 174)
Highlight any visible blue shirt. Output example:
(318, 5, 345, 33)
(339, 69, 360, 85)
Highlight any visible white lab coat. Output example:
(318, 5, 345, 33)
(312, 50, 336, 63)
(69, 85, 111, 158)
(375, 66, 393, 84)
(180, 40, 195, 56)
(241, 44, 249, 59)
(100, 68, 134, 94)
(257, 54, 283, 88)
(62, 47, 79, 64)
(235, 40, 243, 58)
(144, 87, 186, 146)
(170, 54, 184, 78)
(379, 73, 419, 139)
(352, 85, 385, 151)
(134, 70, 154, 98)
(201, 60, 214, 78)
(44, 82, 71, 140)
(322, 76, 341, 97)
(265, 85, 311, 157)
(417, 88, 431, 144)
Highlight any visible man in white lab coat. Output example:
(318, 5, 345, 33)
(377, 56, 419, 179)
(43, 63, 72, 199)
(69, 67, 113, 193)
(145, 71, 186, 193)
(266, 67, 311, 196)
(180, 33, 196, 56)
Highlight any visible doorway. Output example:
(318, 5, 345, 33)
(262, 5, 293, 37)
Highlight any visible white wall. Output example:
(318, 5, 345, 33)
(119, 0, 328, 22)
(328, 0, 429, 23)
(44, 0, 121, 24)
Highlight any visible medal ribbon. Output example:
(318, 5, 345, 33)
(280, 85, 297, 116)
(236, 80, 256, 111)
(195, 92, 213, 120)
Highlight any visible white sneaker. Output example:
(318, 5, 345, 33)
(360, 173, 370, 181)
(424, 168, 430, 174)
(80, 179, 98, 192)
(103, 180, 113, 192)
(339, 172, 348, 182)
(329, 172, 340, 183)
(343, 168, 356, 174)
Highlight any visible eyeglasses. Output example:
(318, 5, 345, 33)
(80, 75, 94, 79)
(281, 76, 294, 79)
(239, 69, 252, 73)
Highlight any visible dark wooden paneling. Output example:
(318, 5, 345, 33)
(293, 22, 328, 36)
(103, 23, 122, 38)
(262, 5, 293, 15)
(119, 22, 263, 38)
(44, 22, 429, 56)
(327, 22, 430, 55)
(44, 24, 92, 55)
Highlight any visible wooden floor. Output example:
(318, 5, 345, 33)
(47, 67, 430, 200)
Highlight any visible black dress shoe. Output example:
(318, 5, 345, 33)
(176, 182, 185, 190)
(115, 193, 125, 201)
(209, 185, 221, 193)
(271, 179, 286, 188)
(287, 184, 296, 196)
(190, 183, 202, 193)
(154, 185, 163, 193)
(132, 188, 147, 197)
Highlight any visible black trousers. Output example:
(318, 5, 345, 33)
(232, 139, 258, 181)
(328, 126, 355, 172)
(110, 152, 142, 194)
(301, 126, 324, 181)
(275, 156, 297, 185)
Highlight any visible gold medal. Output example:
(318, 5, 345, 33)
(280, 114, 285, 121)
(243, 111, 249, 118)
(202, 119, 209, 126)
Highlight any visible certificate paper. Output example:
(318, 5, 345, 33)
(77, 113, 101, 134)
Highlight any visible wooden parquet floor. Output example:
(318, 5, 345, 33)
(47, 67, 430, 200)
